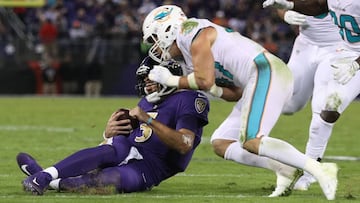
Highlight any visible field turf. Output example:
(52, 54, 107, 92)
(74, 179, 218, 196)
(0, 97, 359, 203)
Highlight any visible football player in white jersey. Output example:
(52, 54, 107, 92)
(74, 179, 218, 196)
(263, 0, 360, 193)
(143, 5, 338, 200)
(278, 10, 343, 190)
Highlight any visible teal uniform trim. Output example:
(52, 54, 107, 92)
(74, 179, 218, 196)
(246, 53, 271, 140)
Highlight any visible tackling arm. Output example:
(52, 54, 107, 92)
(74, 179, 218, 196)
(178, 27, 217, 91)
(220, 86, 243, 101)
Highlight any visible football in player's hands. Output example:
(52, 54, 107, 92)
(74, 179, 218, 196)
(116, 108, 140, 129)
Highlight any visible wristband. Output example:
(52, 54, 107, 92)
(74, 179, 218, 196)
(209, 84, 223, 97)
(168, 75, 181, 87)
(187, 73, 199, 89)
(146, 117, 153, 125)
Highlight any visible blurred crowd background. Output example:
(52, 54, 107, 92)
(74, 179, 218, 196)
(0, 0, 298, 96)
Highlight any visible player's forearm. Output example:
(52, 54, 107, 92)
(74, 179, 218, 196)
(146, 117, 194, 154)
(219, 86, 243, 101)
(179, 72, 215, 91)
(292, 0, 328, 16)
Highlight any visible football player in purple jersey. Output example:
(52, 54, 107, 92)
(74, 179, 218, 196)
(18, 57, 209, 195)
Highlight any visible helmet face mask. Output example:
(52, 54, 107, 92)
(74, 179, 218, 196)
(135, 56, 183, 103)
(142, 5, 187, 63)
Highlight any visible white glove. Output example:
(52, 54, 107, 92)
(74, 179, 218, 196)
(332, 58, 360, 85)
(148, 65, 180, 87)
(263, 0, 294, 9)
(284, 10, 307, 25)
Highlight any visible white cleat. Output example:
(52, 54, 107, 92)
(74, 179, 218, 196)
(316, 163, 339, 200)
(268, 169, 303, 197)
(293, 172, 317, 191)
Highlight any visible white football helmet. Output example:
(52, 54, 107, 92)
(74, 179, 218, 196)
(142, 5, 187, 63)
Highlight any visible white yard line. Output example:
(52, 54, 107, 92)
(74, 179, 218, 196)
(175, 173, 246, 177)
(0, 125, 75, 133)
(0, 194, 250, 199)
(200, 137, 360, 161)
(323, 155, 360, 161)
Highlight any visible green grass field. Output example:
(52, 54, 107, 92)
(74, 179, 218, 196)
(0, 97, 359, 203)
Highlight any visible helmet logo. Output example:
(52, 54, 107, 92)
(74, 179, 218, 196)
(154, 7, 173, 22)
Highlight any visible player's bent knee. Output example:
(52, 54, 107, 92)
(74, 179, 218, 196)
(320, 110, 340, 123)
(243, 138, 260, 155)
(211, 139, 233, 158)
(116, 165, 148, 193)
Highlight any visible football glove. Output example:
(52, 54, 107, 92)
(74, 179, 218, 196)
(263, 0, 294, 9)
(284, 10, 307, 25)
(332, 58, 360, 85)
(148, 65, 180, 87)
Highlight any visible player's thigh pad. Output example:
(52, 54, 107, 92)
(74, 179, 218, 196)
(113, 160, 156, 193)
(239, 52, 293, 141)
(210, 104, 242, 143)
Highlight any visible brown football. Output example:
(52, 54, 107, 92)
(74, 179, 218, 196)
(117, 108, 140, 129)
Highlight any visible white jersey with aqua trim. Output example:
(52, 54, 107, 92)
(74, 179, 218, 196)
(299, 14, 341, 46)
(176, 18, 266, 88)
(328, 0, 360, 52)
(281, 12, 342, 114)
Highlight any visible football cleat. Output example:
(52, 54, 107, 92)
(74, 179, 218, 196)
(268, 169, 303, 197)
(316, 163, 338, 200)
(22, 172, 52, 195)
(16, 152, 43, 176)
(293, 172, 317, 191)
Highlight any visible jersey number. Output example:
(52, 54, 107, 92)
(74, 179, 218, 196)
(329, 11, 360, 43)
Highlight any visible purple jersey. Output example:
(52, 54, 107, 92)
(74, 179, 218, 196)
(128, 90, 209, 176)
(55, 90, 209, 193)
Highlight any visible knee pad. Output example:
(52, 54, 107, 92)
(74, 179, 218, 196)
(320, 110, 340, 123)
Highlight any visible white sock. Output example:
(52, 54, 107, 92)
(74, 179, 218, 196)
(224, 141, 270, 169)
(259, 137, 306, 169)
(306, 113, 334, 159)
(224, 141, 296, 176)
(43, 166, 59, 180)
(49, 179, 61, 190)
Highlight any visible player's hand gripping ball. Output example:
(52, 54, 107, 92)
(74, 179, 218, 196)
(117, 108, 140, 129)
